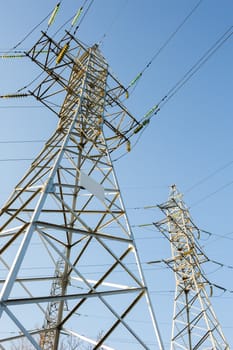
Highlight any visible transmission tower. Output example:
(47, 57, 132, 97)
(154, 185, 229, 350)
(0, 31, 164, 350)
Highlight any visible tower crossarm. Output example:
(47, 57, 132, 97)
(26, 31, 140, 154)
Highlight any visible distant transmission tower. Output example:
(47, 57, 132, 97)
(0, 31, 163, 350)
(154, 185, 229, 350)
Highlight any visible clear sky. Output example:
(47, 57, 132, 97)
(0, 0, 232, 348)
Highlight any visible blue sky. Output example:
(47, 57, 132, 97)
(0, 0, 232, 348)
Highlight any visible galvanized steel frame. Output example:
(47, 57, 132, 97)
(0, 31, 163, 350)
(155, 185, 229, 350)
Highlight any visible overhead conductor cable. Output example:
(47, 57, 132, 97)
(128, 0, 204, 91)
(133, 24, 233, 137)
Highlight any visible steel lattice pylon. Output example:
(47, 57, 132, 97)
(154, 185, 229, 350)
(0, 32, 164, 350)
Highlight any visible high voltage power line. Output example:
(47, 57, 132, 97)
(184, 159, 233, 193)
(109, 24, 233, 161)
(134, 23, 233, 129)
(127, 0, 205, 92)
(0, 151, 233, 215)
(0, 3, 231, 350)
(0, 4, 232, 158)
(1, 138, 233, 207)
(0, 0, 95, 100)
(190, 179, 233, 208)
(4, 0, 94, 53)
